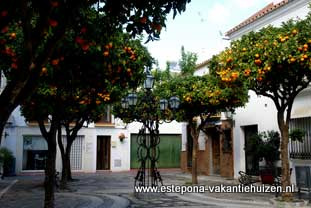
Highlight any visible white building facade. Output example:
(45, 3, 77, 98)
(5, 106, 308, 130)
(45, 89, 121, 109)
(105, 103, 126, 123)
(1, 101, 182, 174)
(225, 0, 311, 185)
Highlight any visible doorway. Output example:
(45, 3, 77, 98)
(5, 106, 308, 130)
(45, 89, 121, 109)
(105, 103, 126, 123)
(97, 136, 110, 170)
(244, 125, 259, 175)
(130, 134, 181, 168)
(211, 129, 220, 175)
(186, 125, 193, 168)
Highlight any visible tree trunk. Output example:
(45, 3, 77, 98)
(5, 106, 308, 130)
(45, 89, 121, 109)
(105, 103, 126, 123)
(64, 140, 73, 181)
(278, 112, 293, 201)
(63, 122, 85, 182)
(57, 127, 68, 189)
(192, 134, 199, 184)
(189, 120, 199, 185)
(0, 79, 28, 145)
(65, 151, 73, 181)
(60, 151, 68, 188)
(58, 129, 74, 188)
(38, 118, 58, 208)
(44, 135, 57, 208)
(60, 151, 72, 188)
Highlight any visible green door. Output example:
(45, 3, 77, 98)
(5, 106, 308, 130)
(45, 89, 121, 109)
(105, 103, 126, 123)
(130, 134, 181, 168)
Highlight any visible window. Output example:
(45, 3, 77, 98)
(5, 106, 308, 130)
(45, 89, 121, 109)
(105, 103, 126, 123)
(61, 136, 84, 170)
(289, 117, 311, 159)
(23, 136, 48, 170)
(96, 106, 112, 125)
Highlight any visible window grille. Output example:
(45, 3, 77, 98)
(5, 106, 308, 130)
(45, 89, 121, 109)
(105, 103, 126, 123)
(289, 117, 311, 159)
(62, 136, 84, 170)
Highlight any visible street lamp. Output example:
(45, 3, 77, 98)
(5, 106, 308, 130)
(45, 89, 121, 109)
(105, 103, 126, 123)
(144, 74, 155, 90)
(127, 93, 138, 106)
(121, 69, 179, 188)
(169, 96, 180, 110)
(159, 99, 169, 111)
(121, 98, 129, 109)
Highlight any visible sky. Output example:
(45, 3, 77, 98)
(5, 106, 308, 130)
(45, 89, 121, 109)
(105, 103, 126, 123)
(145, 0, 277, 69)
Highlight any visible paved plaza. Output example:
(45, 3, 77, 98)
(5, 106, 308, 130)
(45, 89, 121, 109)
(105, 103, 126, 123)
(0, 170, 310, 207)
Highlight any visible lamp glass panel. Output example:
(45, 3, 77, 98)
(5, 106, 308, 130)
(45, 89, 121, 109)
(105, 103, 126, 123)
(144, 75, 155, 89)
(127, 93, 138, 106)
(159, 99, 168, 111)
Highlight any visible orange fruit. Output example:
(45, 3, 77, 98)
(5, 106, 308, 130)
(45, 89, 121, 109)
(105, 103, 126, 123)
(290, 58, 296, 63)
(10, 33, 16, 39)
(48, 19, 58, 27)
(81, 44, 89, 51)
(51, 59, 59, 65)
(103, 51, 109, 56)
(226, 57, 233, 63)
(231, 72, 239, 79)
(254, 59, 262, 66)
(41, 67, 48, 73)
(244, 69, 251, 76)
(11, 63, 17, 69)
(51, 1, 59, 7)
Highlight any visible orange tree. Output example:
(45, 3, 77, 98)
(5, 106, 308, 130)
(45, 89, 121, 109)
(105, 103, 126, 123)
(154, 74, 248, 184)
(0, 0, 191, 144)
(211, 13, 311, 200)
(21, 11, 153, 207)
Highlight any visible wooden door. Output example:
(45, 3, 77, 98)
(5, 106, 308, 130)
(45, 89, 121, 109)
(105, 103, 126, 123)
(96, 136, 110, 170)
(244, 125, 258, 175)
(212, 136, 220, 174)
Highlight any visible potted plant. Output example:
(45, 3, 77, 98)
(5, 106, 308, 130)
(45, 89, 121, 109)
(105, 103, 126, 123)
(118, 133, 126, 142)
(0, 147, 14, 178)
(289, 128, 305, 143)
(245, 131, 280, 184)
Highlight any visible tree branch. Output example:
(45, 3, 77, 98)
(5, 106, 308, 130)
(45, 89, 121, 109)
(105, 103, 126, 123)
(38, 119, 49, 139)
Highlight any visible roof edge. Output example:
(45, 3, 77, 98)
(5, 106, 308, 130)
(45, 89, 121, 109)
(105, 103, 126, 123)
(225, 0, 290, 36)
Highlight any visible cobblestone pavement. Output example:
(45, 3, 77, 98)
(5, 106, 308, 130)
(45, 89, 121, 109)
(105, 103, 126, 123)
(0, 171, 218, 208)
(122, 193, 219, 208)
(68, 171, 216, 207)
(0, 170, 309, 207)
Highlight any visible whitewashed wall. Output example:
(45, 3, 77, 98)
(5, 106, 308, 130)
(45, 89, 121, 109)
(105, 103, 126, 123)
(3, 103, 183, 174)
(194, 65, 209, 76)
(229, 0, 310, 41)
(228, 0, 311, 178)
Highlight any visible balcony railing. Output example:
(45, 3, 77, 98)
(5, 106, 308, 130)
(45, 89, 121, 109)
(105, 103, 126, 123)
(289, 117, 311, 160)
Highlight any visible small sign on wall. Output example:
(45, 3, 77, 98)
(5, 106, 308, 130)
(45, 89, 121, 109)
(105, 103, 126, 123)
(114, 159, 122, 167)
(111, 141, 117, 148)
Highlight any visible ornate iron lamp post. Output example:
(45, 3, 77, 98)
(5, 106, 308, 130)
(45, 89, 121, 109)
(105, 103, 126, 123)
(122, 69, 180, 187)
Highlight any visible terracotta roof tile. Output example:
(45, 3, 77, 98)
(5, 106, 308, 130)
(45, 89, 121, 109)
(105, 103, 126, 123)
(225, 0, 290, 36)
(195, 59, 210, 69)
